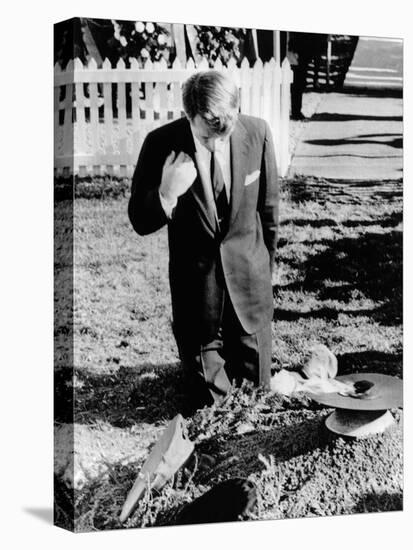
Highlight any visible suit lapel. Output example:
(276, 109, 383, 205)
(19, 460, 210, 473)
(229, 119, 249, 226)
(178, 119, 217, 235)
(175, 117, 250, 234)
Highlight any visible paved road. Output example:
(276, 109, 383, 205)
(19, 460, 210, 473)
(344, 36, 403, 90)
(288, 92, 403, 180)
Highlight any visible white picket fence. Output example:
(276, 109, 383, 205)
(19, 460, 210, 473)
(54, 56, 293, 178)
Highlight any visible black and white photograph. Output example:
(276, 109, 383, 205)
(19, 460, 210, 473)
(52, 15, 404, 533)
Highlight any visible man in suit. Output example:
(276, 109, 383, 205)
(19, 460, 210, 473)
(128, 70, 279, 412)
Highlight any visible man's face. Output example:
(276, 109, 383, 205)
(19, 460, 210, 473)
(189, 114, 234, 153)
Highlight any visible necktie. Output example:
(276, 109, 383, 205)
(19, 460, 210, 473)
(210, 152, 229, 232)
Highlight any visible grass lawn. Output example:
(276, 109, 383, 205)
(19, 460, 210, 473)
(54, 174, 402, 531)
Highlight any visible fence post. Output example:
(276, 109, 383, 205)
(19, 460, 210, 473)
(280, 58, 293, 177)
(63, 59, 74, 170)
(88, 58, 99, 170)
(74, 58, 88, 175)
(251, 58, 263, 117)
(116, 58, 127, 174)
(197, 56, 209, 71)
(213, 57, 224, 72)
(226, 57, 239, 90)
(171, 57, 183, 119)
(273, 30, 281, 65)
(326, 34, 332, 89)
(268, 58, 281, 171)
(102, 58, 114, 161)
(54, 63, 61, 162)
(130, 57, 140, 146)
(186, 57, 196, 71)
(172, 24, 187, 66)
(239, 58, 251, 114)
(262, 60, 272, 127)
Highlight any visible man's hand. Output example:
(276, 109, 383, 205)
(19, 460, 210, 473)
(159, 151, 197, 203)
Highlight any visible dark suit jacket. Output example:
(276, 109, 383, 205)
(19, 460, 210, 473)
(128, 114, 279, 344)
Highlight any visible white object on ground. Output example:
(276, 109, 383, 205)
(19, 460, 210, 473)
(302, 344, 338, 379)
(270, 344, 354, 396)
(119, 414, 194, 523)
(270, 369, 299, 395)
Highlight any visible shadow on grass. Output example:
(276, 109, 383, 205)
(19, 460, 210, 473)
(279, 211, 402, 230)
(274, 306, 386, 322)
(282, 177, 403, 204)
(304, 135, 402, 149)
(311, 112, 402, 122)
(336, 351, 402, 378)
(305, 230, 401, 302)
(353, 491, 403, 513)
(275, 227, 402, 327)
(55, 363, 185, 427)
(340, 89, 402, 99)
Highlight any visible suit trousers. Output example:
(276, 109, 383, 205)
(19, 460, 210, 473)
(177, 290, 272, 412)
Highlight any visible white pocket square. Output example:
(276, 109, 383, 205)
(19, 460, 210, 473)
(244, 170, 260, 186)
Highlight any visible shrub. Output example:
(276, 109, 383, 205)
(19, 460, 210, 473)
(54, 176, 130, 201)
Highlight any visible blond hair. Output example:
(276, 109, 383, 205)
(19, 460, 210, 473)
(182, 70, 239, 135)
